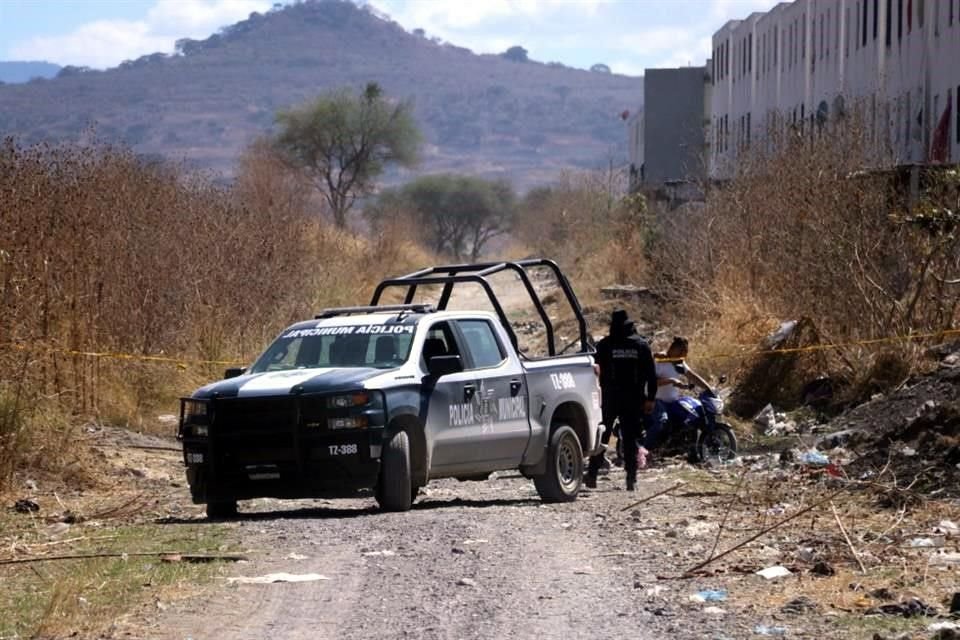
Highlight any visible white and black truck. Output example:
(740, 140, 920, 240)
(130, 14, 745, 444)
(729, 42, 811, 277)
(178, 260, 603, 518)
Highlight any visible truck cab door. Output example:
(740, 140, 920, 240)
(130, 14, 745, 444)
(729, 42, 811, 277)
(421, 321, 481, 471)
(453, 318, 529, 468)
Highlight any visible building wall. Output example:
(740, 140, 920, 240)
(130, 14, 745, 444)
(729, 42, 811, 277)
(706, 0, 960, 179)
(641, 67, 707, 185)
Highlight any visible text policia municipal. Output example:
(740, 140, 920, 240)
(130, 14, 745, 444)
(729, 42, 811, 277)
(283, 325, 416, 339)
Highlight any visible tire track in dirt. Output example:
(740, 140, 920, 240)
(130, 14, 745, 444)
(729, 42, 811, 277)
(130, 475, 656, 640)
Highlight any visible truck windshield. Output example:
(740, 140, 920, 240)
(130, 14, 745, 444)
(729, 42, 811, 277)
(249, 325, 416, 373)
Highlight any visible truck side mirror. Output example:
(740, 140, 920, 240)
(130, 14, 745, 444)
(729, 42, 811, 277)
(224, 367, 246, 379)
(427, 355, 463, 378)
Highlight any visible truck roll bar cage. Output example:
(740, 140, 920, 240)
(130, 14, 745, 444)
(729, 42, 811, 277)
(370, 259, 591, 358)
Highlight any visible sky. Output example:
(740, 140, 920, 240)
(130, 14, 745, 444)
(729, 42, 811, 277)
(0, 0, 778, 75)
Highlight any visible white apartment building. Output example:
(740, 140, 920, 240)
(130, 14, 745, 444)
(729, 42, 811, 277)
(708, 0, 960, 179)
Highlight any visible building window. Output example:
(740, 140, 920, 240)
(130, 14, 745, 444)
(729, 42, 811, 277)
(956, 85, 960, 143)
(819, 13, 824, 59)
(836, 7, 841, 52)
(898, 0, 903, 40)
(774, 28, 778, 68)
(905, 91, 911, 145)
(935, 0, 940, 36)
(886, 0, 893, 44)
(950, 0, 955, 26)
(934, 94, 940, 136)
(895, 98, 901, 143)
(918, 0, 924, 28)
(873, 0, 879, 39)
(789, 23, 794, 66)
(827, 8, 832, 57)
(846, 7, 852, 56)
(948, 89, 953, 144)
(748, 33, 752, 73)
(740, 38, 747, 76)
(802, 16, 806, 58)
(863, 0, 869, 46)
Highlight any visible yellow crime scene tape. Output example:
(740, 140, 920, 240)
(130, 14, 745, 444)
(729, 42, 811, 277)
(655, 327, 960, 362)
(0, 341, 246, 368)
(4, 325, 960, 369)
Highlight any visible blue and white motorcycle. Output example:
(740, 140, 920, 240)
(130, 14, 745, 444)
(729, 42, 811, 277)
(661, 385, 738, 464)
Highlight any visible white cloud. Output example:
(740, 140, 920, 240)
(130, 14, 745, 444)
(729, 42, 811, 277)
(608, 59, 645, 77)
(709, 0, 778, 20)
(9, 0, 274, 69)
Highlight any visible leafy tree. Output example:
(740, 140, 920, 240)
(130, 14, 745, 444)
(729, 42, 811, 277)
(274, 82, 421, 227)
(590, 63, 612, 74)
(373, 174, 516, 260)
(502, 46, 529, 62)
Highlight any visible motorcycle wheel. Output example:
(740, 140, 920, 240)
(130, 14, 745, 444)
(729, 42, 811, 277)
(697, 424, 738, 465)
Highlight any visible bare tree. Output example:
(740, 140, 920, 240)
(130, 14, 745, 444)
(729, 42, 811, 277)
(274, 83, 421, 227)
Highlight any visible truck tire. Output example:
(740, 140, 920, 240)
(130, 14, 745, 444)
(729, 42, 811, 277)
(534, 425, 583, 503)
(376, 430, 413, 512)
(206, 498, 237, 520)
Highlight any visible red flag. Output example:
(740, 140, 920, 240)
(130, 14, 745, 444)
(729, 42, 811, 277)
(930, 93, 952, 163)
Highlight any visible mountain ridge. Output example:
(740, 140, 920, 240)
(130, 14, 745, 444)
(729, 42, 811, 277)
(0, 61, 61, 84)
(0, 1, 643, 189)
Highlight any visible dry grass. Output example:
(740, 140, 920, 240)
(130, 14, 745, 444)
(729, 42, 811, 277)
(0, 135, 432, 492)
(665, 462, 959, 636)
(516, 117, 960, 405)
(648, 119, 960, 401)
(0, 507, 235, 640)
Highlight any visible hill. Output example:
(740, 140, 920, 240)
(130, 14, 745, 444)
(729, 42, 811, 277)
(0, 61, 61, 83)
(0, 1, 642, 189)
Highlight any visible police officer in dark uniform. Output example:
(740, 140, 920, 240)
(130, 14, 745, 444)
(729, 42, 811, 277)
(585, 309, 657, 491)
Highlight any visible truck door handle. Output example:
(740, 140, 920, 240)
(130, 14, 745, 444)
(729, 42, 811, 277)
(510, 379, 523, 395)
(463, 383, 476, 401)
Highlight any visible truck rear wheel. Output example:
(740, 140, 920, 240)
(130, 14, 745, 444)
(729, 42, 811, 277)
(376, 430, 413, 512)
(206, 498, 237, 520)
(534, 425, 583, 503)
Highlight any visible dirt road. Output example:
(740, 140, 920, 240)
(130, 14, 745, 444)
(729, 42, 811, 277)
(100, 436, 960, 640)
(125, 471, 660, 640)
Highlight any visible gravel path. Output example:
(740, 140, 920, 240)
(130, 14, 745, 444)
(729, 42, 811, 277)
(120, 470, 661, 640)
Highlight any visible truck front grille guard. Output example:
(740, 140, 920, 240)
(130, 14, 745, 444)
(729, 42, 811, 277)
(370, 259, 591, 358)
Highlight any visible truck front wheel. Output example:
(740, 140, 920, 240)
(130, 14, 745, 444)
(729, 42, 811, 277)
(533, 425, 583, 503)
(206, 498, 237, 520)
(376, 430, 413, 512)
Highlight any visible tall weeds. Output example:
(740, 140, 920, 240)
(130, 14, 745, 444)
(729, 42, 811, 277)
(0, 136, 426, 490)
(650, 118, 960, 392)
(509, 118, 960, 399)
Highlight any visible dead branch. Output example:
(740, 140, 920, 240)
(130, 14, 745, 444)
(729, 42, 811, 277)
(0, 551, 248, 566)
(707, 467, 749, 560)
(682, 486, 846, 577)
(619, 482, 684, 513)
(127, 444, 182, 453)
(830, 501, 867, 573)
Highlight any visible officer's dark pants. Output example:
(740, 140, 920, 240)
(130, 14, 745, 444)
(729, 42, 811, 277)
(588, 394, 644, 482)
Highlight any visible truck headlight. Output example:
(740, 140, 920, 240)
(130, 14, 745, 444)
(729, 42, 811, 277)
(327, 416, 368, 430)
(327, 393, 369, 408)
(180, 399, 210, 439)
(183, 399, 209, 420)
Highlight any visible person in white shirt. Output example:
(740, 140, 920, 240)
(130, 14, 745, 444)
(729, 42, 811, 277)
(643, 337, 712, 453)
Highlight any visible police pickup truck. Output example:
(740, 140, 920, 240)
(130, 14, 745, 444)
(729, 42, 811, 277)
(178, 260, 602, 517)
